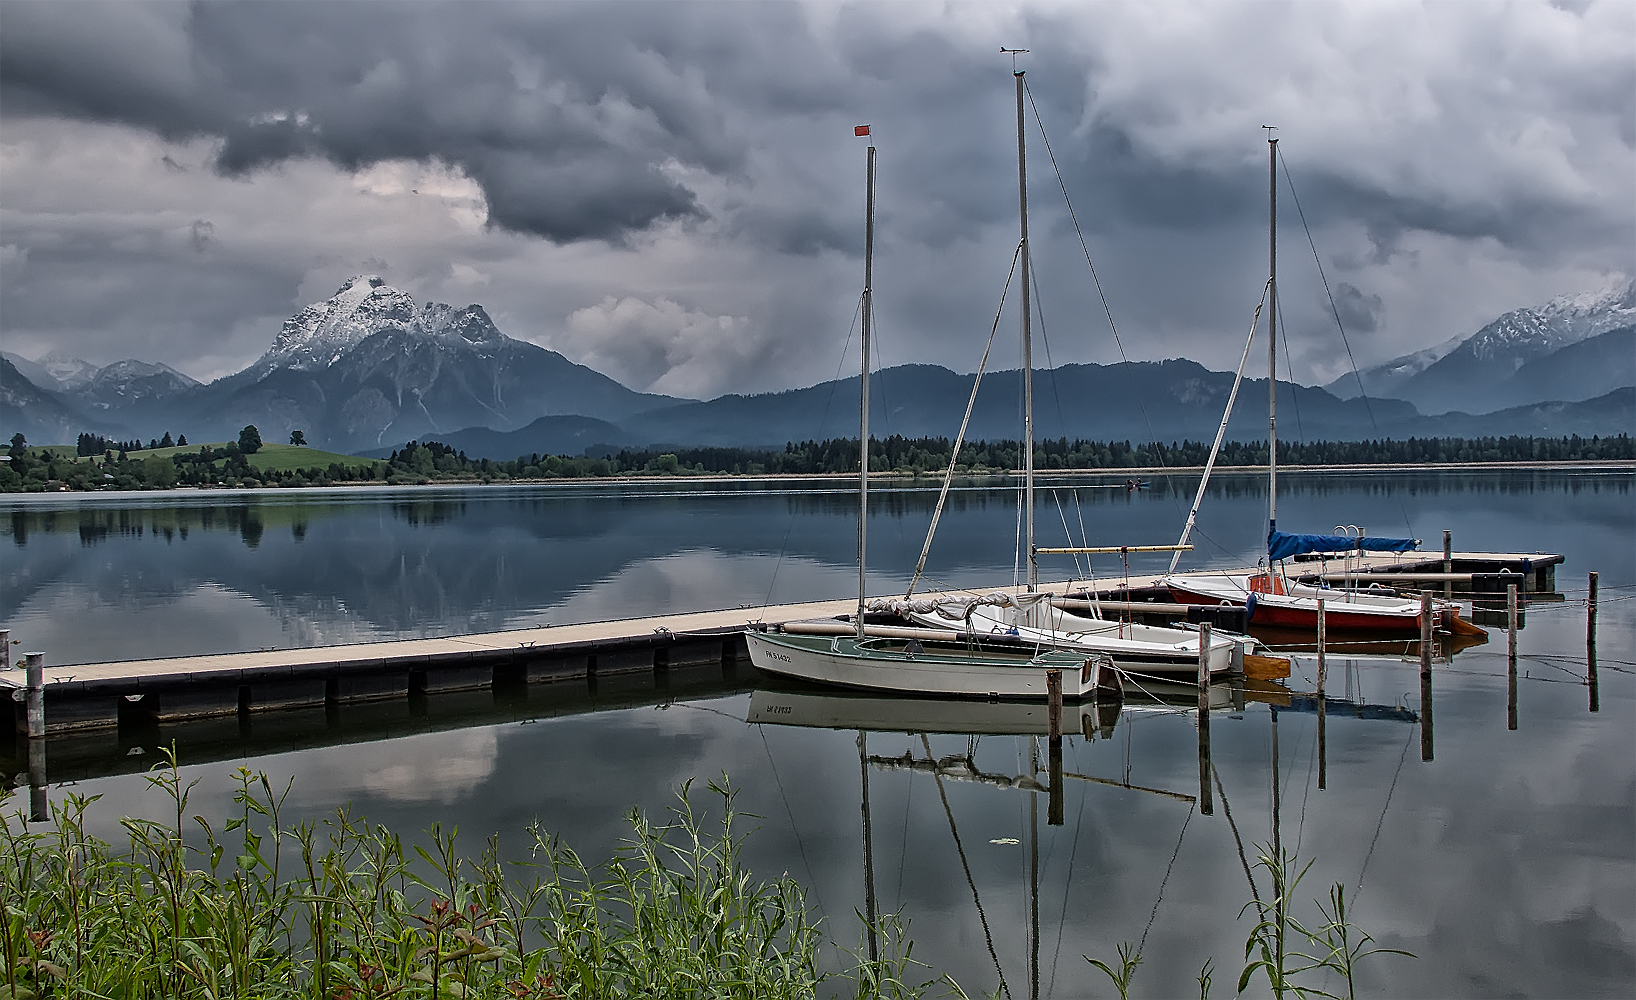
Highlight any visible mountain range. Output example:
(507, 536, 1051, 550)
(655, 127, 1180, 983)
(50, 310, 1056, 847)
(5, 275, 1632, 458)
(1327, 279, 1636, 413)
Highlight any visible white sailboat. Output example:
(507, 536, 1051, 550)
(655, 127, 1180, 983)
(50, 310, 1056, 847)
(882, 67, 1240, 677)
(746, 105, 1129, 700)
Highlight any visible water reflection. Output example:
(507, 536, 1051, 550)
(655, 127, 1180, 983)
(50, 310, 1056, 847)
(3, 470, 1629, 666)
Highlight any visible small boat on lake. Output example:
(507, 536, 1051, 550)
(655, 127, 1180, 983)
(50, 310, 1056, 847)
(1159, 133, 1480, 638)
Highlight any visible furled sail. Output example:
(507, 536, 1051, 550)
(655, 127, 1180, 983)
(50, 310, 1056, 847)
(1267, 530, 1419, 562)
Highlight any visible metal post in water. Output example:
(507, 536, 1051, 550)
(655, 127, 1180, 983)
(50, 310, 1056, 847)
(1316, 599, 1327, 790)
(1588, 571, 1600, 713)
(1507, 582, 1519, 731)
(1198, 623, 1213, 815)
(1419, 593, 1434, 761)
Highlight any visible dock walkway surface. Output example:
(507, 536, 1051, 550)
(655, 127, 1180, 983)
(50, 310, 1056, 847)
(3, 550, 1560, 734)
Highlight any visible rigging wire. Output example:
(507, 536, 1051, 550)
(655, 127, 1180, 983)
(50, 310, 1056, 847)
(757, 725, 829, 921)
(1356, 721, 1416, 898)
(905, 242, 1023, 597)
(1277, 145, 1377, 427)
(922, 734, 1012, 1000)
(1275, 290, 1307, 444)
(1136, 801, 1197, 959)
(1277, 144, 1417, 540)
(1024, 78, 1243, 568)
(761, 293, 862, 608)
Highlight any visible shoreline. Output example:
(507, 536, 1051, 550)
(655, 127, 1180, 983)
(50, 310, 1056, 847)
(0, 459, 1630, 502)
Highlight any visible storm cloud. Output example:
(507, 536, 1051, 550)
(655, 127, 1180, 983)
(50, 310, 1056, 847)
(1, 0, 1631, 394)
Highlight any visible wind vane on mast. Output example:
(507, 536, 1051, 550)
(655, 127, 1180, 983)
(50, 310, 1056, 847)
(1001, 46, 1029, 72)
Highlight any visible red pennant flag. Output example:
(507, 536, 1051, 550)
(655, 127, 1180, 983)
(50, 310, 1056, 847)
(854, 125, 870, 137)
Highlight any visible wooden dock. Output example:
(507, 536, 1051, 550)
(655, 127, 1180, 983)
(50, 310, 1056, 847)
(2, 550, 1563, 738)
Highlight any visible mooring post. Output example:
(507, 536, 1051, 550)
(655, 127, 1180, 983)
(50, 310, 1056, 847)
(0, 629, 9, 670)
(1419, 592, 1433, 680)
(1197, 623, 1213, 815)
(1587, 570, 1599, 650)
(24, 652, 44, 740)
(1507, 583, 1519, 731)
(1046, 669, 1063, 826)
(1588, 571, 1600, 713)
(1419, 593, 1434, 761)
(1316, 599, 1327, 790)
(1443, 529, 1453, 601)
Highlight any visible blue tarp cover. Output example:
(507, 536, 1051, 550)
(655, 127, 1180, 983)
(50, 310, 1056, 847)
(1267, 530, 1419, 561)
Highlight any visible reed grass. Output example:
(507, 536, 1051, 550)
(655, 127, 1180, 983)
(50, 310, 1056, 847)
(0, 754, 952, 999)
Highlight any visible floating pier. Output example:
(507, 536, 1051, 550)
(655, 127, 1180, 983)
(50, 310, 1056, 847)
(3, 550, 1563, 745)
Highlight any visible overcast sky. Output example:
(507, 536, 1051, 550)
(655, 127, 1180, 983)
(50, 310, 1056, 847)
(2, 0, 1631, 398)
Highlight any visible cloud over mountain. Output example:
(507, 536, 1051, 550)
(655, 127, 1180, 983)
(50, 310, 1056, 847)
(2, 1, 1631, 398)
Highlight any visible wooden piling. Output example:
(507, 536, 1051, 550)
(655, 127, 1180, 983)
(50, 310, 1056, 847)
(1197, 623, 1213, 815)
(1046, 669, 1062, 741)
(1507, 583, 1519, 731)
(1047, 669, 1063, 826)
(24, 652, 44, 740)
(1419, 593, 1433, 761)
(1443, 529, 1453, 601)
(1587, 571, 1599, 651)
(1419, 593, 1433, 680)
(0, 629, 9, 671)
(1588, 571, 1600, 713)
(1316, 599, 1326, 791)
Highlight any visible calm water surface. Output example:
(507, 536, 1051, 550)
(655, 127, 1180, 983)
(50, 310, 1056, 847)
(3, 469, 1633, 997)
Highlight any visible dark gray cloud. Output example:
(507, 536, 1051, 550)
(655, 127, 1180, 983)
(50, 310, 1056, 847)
(1, 1, 1631, 394)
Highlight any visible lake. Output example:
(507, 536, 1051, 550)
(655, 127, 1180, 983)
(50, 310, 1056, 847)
(3, 468, 1633, 996)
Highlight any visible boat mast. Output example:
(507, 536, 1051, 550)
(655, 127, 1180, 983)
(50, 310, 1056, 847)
(1266, 129, 1278, 558)
(858, 141, 876, 638)
(1016, 69, 1036, 592)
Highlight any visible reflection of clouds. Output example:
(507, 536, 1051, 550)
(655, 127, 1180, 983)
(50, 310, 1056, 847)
(288, 729, 500, 807)
(533, 550, 899, 627)
(7, 581, 290, 664)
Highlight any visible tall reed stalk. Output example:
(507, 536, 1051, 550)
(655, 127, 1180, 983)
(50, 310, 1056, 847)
(0, 754, 950, 999)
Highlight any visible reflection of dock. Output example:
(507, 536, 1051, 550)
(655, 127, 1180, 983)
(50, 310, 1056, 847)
(3, 657, 756, 788)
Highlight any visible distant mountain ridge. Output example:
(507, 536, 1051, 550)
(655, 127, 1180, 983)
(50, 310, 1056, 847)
(1330, 278, 1636, 413)
(3, 276, 684, 453)
(5, 276, 1632, 454)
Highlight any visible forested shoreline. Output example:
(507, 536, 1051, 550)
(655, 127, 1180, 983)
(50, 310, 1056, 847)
(2, 430, 1630, 492)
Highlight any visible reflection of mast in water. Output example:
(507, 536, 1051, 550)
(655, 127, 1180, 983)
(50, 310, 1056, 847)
(858, 730, 879, 967)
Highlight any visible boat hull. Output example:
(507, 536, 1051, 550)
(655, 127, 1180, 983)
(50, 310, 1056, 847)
(900, 603, 1239, 677)
(1164, 574, 1448, 635)
(745, 630, 1105, 700)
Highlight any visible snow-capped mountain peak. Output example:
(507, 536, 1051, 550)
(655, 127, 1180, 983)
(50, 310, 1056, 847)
(247, 276, 509, 377)
(252, 276, 419, 374)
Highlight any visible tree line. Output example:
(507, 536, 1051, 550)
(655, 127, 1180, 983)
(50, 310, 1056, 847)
(4, 430, 1629, 492)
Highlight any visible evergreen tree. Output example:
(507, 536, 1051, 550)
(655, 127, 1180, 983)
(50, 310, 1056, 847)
(158, 431, 174, 448)
(177, 434, 187, 446)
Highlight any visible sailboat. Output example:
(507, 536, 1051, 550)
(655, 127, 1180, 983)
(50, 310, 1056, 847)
(1161, 134, 1480, 638)
(745, 115, 1116, 700)
(878, 69, 1241, 677)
